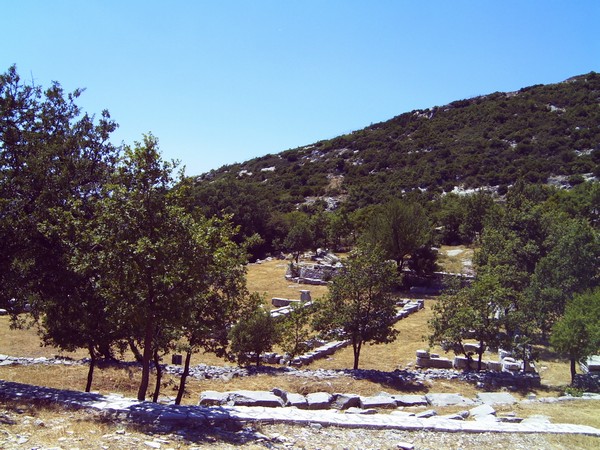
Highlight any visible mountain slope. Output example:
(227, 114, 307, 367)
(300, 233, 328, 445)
(193, 72, 600, 210)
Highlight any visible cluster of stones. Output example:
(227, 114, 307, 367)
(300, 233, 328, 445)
(197, 388, 600, 428)
(416, 347, 537, 374)
(0, 354, 80, 367)
(285, 250, 343, 285)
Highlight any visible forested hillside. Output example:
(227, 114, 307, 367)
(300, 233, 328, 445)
(191, 72, 600, 210)
(187, 72, 600, 258)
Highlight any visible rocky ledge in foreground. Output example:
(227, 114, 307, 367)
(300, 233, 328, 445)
(0, 380, 599, 437)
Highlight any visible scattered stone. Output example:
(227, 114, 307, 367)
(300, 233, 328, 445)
(397, 442, 415, 450)
(416, 409, 437, 418)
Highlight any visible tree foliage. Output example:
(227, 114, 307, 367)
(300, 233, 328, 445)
(229, 306, 280, 366)
(551, 290, 600, 384)
(314, 244, 399, 369)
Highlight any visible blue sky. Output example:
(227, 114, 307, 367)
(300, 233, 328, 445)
(2, 1, 599, 175)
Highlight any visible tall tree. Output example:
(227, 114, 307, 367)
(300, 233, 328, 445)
(0, 66, 119, 391)
(92, 134, 218, 401)
(314, 244, 399, 369)
(551, 290, 600, 384)
(361, 199, 431, 272)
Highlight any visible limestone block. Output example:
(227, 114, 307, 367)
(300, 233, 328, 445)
(416, 409, 437, 418)
(416, 349, 430, 358)
(426, 356, 453, 369)
(345, 407, 377, 415)
(331, 393, 361, 410)
(393, 394, 428, 407)
(469, 403, 496, 419)
(503, 361, 520, 372)
(360, 395, 398, 409)
(198, 391, 228, 406)
(425, 393, 474, 407)
(476, 392, 517, 405)
(306, 392, 332, 410)
(487, 360, 502, 371)
(228, 390, 285, 407)
(286, 393, 308, 408)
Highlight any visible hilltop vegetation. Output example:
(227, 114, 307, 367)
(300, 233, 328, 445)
(191, 72, 600, 205)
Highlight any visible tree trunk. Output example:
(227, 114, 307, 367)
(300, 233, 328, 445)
(477, 339, 484, 371)
(85, 345, 96, 393)
(570, 357, 577, 385)
(152, 350, 162, 403)
(128, 338, 143, 363)
(175, 351, 192, 405)
(352, 340, 362, 370)
(137, 321, 154, 401)
(255, 351, 261, 367)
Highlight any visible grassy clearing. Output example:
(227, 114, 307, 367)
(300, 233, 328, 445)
(246, 259, 329, 308)
(436, 245, 475, 274)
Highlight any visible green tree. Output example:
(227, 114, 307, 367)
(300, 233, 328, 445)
(279, 301, 314, 358)
(361, 199, 432, 272)
(283, 212, 313, 262)
(429, 273, 510, 370)
(173, 216, 258, 404)
(551, 290, 600, 384)
(229, 306, 280, 366)
(91, 134, 216, 401)
(0, 66, 119, 392)
(527, 217, 600, 334)
(314, 244, 399, 369)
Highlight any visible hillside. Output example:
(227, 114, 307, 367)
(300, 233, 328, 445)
(192, 72, 600, 210)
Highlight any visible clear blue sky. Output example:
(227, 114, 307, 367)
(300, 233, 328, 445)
(3, 1, 599, 175)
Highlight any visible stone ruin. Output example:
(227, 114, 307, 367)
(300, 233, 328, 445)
(415, 346, 540, 387)
(285, 249, 343, 285)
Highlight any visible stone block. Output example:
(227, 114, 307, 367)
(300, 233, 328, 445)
(487, 360, 502, 371)
(345, 407, 377, 415)
(393, 394, 428, 407)
(425, 393, 474, 407)
(331, 393, 361, 410)
(416, 409, 437, 418)
(416, 349, 430, 358)
(426, 356, 453, 369)
(469, 403, 496, 419)
(198, 391, 228, 406)
(476, 392, 517, 405)
(306, 392, 332, 410)
(360, 394, 397, 409)
(286, 393, 308, 408)
(228, 390, 285, 407)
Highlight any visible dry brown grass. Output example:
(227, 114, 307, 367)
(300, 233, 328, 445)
(246, 258, 329, 308)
